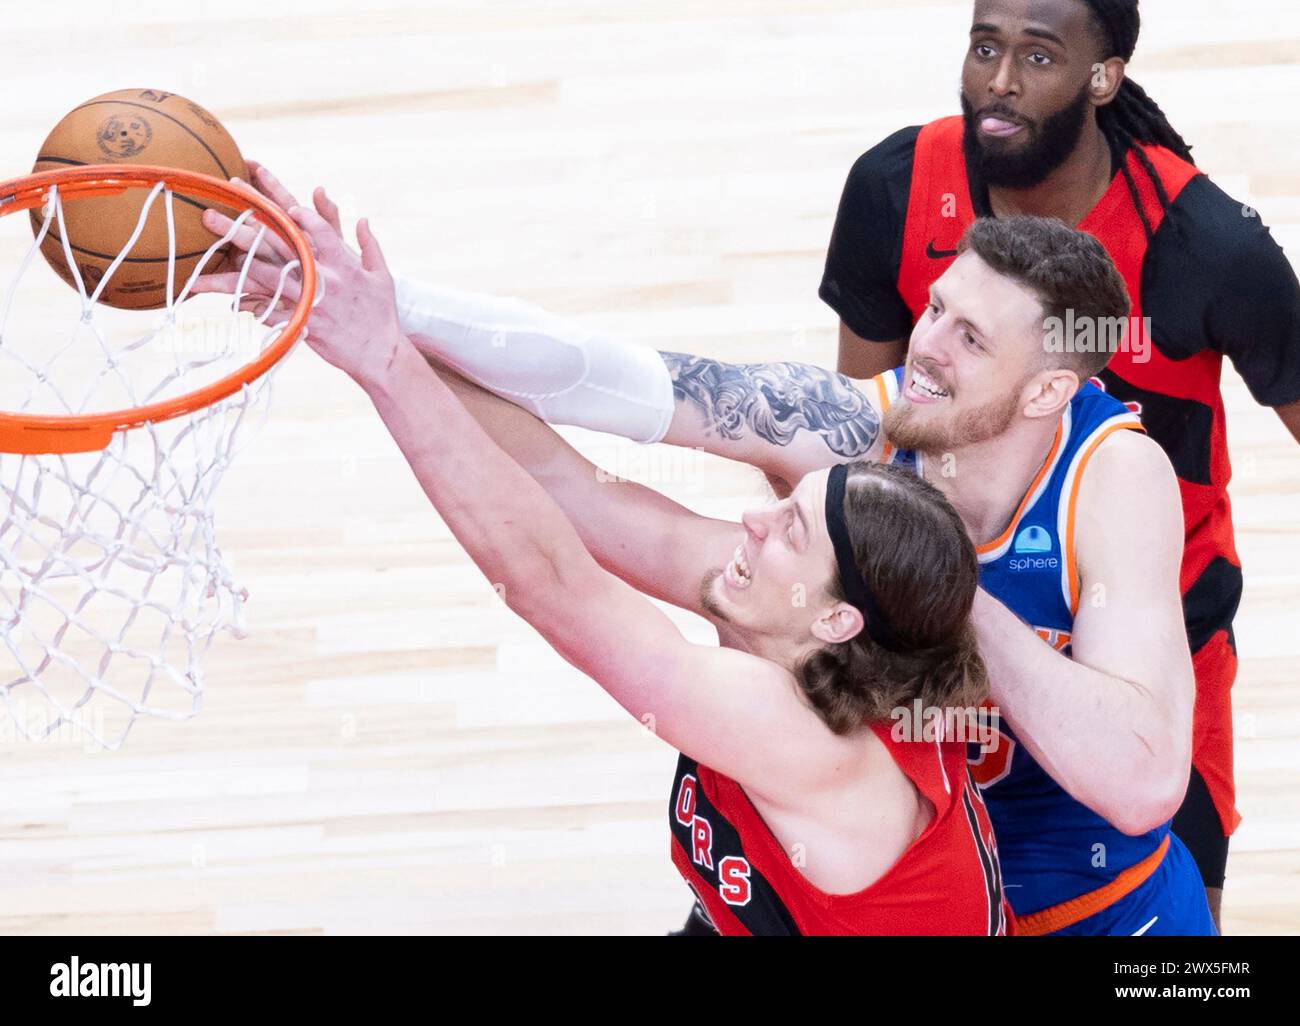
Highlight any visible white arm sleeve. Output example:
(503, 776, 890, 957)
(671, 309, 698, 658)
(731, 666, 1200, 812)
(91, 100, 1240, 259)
(394, 276, 675, 445)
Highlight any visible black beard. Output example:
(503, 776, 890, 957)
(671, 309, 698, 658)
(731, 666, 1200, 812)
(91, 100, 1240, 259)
(961, 85, 1093, 190)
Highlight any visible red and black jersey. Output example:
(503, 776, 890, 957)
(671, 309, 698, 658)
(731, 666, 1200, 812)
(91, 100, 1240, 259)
(820, 116, 1300, 836)
(668, 722, 1013, 936)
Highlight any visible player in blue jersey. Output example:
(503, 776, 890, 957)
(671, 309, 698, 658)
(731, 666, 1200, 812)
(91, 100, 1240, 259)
(874, 359, 1205, 934)
(201, 170, 1210, 934)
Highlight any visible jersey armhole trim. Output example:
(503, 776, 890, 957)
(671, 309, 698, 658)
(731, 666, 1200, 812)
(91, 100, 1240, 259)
(976, 411, 1071, 562)
(874, 370, 899, 462)
(1061, 417, 1147, 614)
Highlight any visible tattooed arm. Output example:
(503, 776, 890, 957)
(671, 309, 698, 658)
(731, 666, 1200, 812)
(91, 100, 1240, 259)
(659, 352, 887, 488)
(385, 279, 887, 485)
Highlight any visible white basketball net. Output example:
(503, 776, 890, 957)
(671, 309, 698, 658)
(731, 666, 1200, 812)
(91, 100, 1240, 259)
(0, 179, 305, 749)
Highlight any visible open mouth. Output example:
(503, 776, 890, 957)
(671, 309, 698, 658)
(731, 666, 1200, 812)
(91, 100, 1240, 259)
(906, 366, 951, 404)
(723, 543, 752, 590)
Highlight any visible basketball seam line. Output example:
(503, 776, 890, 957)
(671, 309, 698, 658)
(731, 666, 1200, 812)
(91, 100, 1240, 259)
(62, 99, 235, 181)
(30, 157, 232, 263)
(30, 216, 225, 263)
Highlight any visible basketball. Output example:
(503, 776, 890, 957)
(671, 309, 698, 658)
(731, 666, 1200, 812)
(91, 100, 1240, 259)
(31, 88, 247, 310)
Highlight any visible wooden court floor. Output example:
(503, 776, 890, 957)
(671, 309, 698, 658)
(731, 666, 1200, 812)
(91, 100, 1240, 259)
(0, 0, 1296, 934)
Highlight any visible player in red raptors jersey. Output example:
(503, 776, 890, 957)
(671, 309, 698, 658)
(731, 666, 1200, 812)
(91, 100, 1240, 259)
(198, 175, 1013, 936)
(671, 719, 1008, 935)
(822, 0, 1300, 928)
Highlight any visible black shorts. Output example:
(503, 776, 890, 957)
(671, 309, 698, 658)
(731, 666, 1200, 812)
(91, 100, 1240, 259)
(668, 902, 720, 937)
(1171, 766, 1230, 889)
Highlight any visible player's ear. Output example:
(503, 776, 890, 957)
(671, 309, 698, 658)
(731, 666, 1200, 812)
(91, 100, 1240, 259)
(1088, 58, 1125, 106)
(1022, 368, 1078, 420)
(811, 603, 864, 646)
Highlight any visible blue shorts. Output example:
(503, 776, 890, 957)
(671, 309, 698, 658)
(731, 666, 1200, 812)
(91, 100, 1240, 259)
(1050, 833, 1217, 936)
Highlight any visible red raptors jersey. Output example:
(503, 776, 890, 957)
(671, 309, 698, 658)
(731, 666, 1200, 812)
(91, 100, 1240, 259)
(668, 722, 1012, 935)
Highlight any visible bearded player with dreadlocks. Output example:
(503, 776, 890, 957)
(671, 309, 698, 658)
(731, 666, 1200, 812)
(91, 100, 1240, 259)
(822, 0, 1300, 931)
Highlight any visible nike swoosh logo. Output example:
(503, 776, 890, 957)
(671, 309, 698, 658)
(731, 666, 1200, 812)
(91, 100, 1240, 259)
(1132, 915, 1159, 936)
(926, 241, 959, 260)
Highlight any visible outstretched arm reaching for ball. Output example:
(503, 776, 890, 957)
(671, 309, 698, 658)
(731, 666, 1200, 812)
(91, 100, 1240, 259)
(192, 164, 889, 492)
(192, 166, 750, 618)
(391, 286, 891, 489)
(244, 200, 868, 807)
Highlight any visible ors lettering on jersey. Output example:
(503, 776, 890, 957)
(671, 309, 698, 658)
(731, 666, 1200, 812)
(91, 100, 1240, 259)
(675, 770, 748, 898)
(674, 772, 696, 824)
(719, 856, 753, 906)
(692, 817, 715, 870)
(676, 772, 723, 874)
(676, 775, 717, 868)
(669, 756, 802, 935)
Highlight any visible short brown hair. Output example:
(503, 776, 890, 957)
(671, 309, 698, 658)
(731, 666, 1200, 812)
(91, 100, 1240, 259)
(796, 463, 987, 734)
(959, 216, 1131, 380)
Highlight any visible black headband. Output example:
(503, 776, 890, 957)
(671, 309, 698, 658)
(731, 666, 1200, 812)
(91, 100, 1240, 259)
(824, 464, 901, 652)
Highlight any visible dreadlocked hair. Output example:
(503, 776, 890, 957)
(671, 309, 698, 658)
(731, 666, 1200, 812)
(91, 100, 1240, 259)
(1082, 0, 1196, 241)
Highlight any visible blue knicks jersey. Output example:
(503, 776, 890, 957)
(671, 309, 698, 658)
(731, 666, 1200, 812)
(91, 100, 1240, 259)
(879, 367, 1155, 919)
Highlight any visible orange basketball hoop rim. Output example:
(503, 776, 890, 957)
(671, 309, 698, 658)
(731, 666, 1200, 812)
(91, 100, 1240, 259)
(0, 163, 315, 456)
